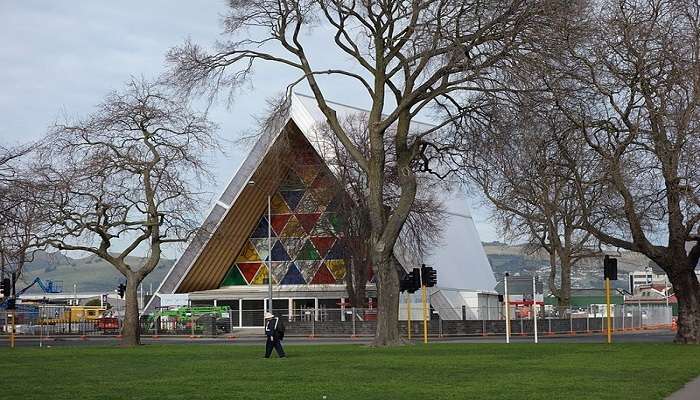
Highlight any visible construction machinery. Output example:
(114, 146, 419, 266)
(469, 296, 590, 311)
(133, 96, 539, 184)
(0, 277, 63, 309)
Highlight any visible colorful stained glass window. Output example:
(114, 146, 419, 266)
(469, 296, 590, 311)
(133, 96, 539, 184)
(220, 132, 370, 288)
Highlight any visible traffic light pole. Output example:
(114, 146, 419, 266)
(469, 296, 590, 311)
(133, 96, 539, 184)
(422, 284, 428, 344)
(10, 272, 16, 348)
(406, 294, 412, 340)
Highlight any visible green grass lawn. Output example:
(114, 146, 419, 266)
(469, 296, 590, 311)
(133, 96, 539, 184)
(2, 343, 699, 399)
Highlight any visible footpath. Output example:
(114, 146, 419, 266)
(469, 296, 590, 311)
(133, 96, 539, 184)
(666, 375, 700, 400)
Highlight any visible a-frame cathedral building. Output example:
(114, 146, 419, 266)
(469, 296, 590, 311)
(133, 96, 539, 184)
(145, 94, 498, 326)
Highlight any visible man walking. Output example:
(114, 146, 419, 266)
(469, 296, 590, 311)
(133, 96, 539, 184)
(264, 312, 286, 358)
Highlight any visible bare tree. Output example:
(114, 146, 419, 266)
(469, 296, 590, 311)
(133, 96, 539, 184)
(0, 143, 39, 287)
(543, 0, 700, 343)
(166, 0, 549, 345)
(317, 114, 445, 308)
(33, 79, 220, 346)
(0, 180, 44, 288)
(459, 97, 597, 311)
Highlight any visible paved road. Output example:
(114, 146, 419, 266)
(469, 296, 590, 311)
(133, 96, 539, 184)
(0, 330, 677, 347)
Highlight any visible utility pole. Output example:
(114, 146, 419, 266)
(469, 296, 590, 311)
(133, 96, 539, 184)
(532, 275, 538, 344)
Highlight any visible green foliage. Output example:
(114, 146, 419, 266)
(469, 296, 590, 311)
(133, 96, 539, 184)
(1, 344, 698, 399)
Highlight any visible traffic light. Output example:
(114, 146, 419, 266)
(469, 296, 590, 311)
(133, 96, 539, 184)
(117, 283, 126, 299)
(603, 255, 618, 280)
(399, 268, 421, 293)
(1, 278, 10, 298)
(421, 264, 437, 287)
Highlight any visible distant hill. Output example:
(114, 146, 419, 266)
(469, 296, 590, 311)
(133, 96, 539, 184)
(482, 241, 652, 290)
(11, 243, 653, 295)
(15, 251, 174, 294)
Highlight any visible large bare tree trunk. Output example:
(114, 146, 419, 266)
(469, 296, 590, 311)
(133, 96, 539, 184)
(121, 276, 142, 346)
(558, 256, 572, 309)
(373, 252, 401, 346)
(669, 267, 700, 344)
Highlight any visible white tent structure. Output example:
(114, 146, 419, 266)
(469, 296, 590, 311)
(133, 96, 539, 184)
(146, 93, 497, 321)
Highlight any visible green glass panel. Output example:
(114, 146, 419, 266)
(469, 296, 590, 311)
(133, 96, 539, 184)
(297, 239, 320, 260)
(221, 266, 247, 286)
(327, 213, 344, 233)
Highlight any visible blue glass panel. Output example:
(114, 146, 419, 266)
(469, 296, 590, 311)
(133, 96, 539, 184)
(280, 262, 306, 284)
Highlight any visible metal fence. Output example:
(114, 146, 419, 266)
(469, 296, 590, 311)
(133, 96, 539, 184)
(1, 304, 673, 339)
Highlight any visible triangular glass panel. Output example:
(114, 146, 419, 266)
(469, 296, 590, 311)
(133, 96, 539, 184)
(251, 265, 270, 285)
(311, 170, 335, 189)
(250, 216, 273, 238)
(271, 262, 289, 283)
(280, 170, 305, 190)
(325, 193, 343, 213)
(293, 164, 320, 186)
(327, 213, 345, 233)
(296, 239, 320, 261)
(235, 240, 261, 263)
(281, 214, 305, 237)
(270, 192, 291, 214)
(249, 238, 271, 261)
(270, 214, 292, 236)
(281, 237, 305, 260)
(296, 191, 324, 214)
(221, 265, 247, 286)
(280, 190, 304, 211)
(296, 260, 321, 283)
(311, 237, 336, 259)
(311, 263, 336, 284)
(237, 263, 262, 284)
(325, 259, 347, 281)
(325, 240, 346, 260)
(311, 215, 335, 236)
(296, 213, 321, 235)
(309, 187, 335, 208)
(280, 262, 306, 284)
(270, 240, 291, 261)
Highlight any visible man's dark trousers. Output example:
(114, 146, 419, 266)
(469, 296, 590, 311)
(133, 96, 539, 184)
(265, 336, 286, 358)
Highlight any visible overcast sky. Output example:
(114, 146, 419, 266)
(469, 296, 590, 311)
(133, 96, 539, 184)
(0, 0, 500, 257)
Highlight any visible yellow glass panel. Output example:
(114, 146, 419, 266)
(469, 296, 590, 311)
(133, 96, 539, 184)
(325, 260, 346, 280)
(235, 240, 261, 262)
(270, 192, 291, 214)
(251, 265, 271, 284)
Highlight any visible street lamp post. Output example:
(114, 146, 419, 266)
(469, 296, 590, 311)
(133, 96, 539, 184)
(267, 193, 272, 314)
(248, 180, 273, 315)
